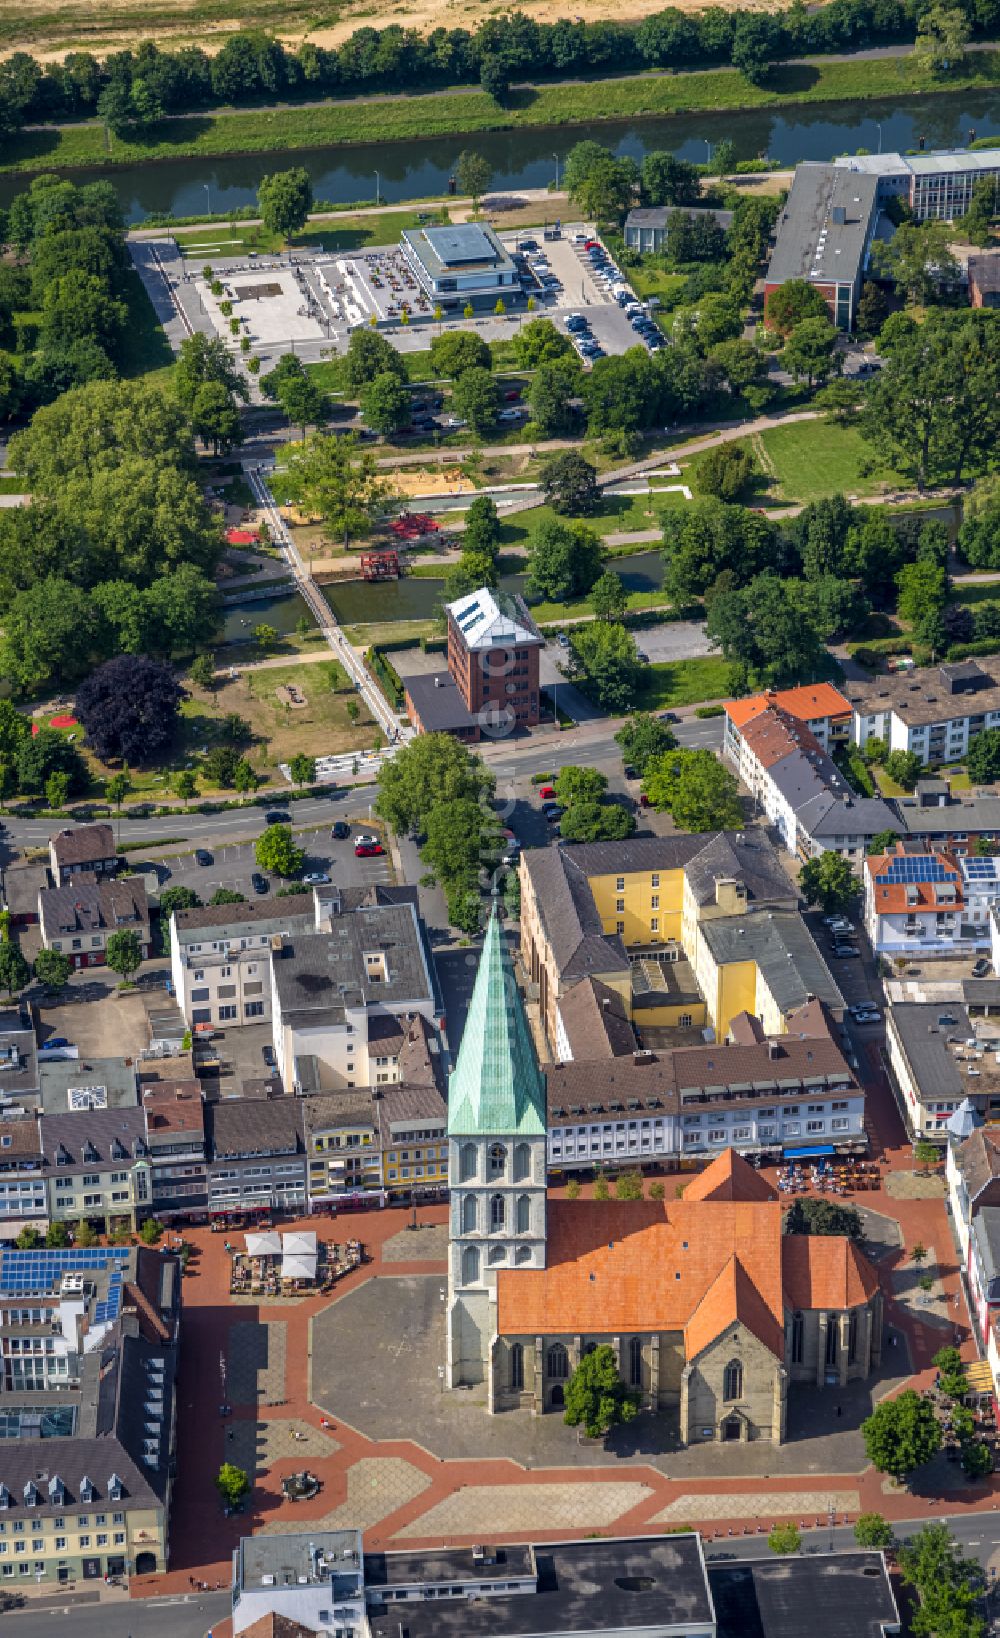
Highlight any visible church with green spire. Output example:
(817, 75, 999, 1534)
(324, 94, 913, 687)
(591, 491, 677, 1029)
(446, 909, 548, 1397)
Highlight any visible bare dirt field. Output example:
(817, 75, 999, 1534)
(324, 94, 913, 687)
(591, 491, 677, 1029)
(3, 0, 779, 62)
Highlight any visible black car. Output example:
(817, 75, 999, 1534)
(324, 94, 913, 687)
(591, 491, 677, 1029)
(331, 820, 351, 840)
(194, 848, 213, 866)
(543, 803, 565, 822)
(251, 872, 269, 895)
(262, 1044, 277, 1069)
(973, 957, 992, 978)
(264, 810, 290, 825)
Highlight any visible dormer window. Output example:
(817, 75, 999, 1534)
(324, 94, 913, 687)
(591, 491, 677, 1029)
(0, 1485, 10, 1509)
(48, 1476, 64, 1503)
(23, 1482, 38, 1507)
(108, 1474, 124, 1501)
(80, 1477, 95, 1504)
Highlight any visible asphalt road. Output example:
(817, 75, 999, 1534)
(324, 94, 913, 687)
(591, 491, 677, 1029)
(704, 1512, 1000, 1577)
(8, 1589, 229, 1638)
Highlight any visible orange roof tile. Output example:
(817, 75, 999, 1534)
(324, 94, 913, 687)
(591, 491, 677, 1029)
(683, 1147, 778, 1203)
(496, 1192, 784, 1341)
(782, 1234, 879, 1310)
(864, 844, 964, 915)
(725, 683, 852, 731)
(739, 708, 825, 771)
(685, 1253, 785, 1360)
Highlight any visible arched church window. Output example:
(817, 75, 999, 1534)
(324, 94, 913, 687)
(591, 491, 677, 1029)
(490, 1193, 506, 1232)
(489, 1143, 507, 1178)
(723, 1359, 743, 1401)
(546, 1343, 569, 1380)
(459, 1143, 477, 1183)
(510, 1342, 524, 1391)
(629, 1336, 643, 1388)
(516, 1194, 531, 1234)
(461, 1195, 477, 1233)
(462, 1246, 480, 1285)
(513, 1143, 531, 1182)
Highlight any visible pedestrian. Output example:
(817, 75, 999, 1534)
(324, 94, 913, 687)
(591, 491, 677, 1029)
(836, 1405, 843, 1418)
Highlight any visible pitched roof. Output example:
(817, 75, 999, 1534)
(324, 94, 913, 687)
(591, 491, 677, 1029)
(556, 977, 637, 1060)
(684, 1148, 778, 1204)
(781, 1234, 879, 1309)
(207, 1098, 304, 1159)
(496, 1191, 784, 1343)
(954, 1125, 1000, 1201)
(725, 683, 851, 731)
(685, 1253, 785, 1360)
(446, 587, 543, 651)
(448, 911, 546, 1137)
(241, 1617, 317, 1638)
(50, 824, 116, 865)
(39, 876, 148, 936)
(865, 843, 964, 915)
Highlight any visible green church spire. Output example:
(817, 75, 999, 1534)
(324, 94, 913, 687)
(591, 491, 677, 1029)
(448, 909, 546, 1136)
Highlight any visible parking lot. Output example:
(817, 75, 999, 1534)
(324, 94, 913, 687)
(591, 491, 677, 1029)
(137, 825, 394, 902)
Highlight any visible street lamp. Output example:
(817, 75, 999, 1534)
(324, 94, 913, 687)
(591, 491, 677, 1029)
(703, 138, 712, 167)
(553, 152, 560, 190)
(875, 121, 883, 155)
(203, 181, 212, 219)
(374, 170, 381, 207)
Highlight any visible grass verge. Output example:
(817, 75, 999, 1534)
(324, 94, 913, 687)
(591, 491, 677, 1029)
(5, 52, 1000, 175)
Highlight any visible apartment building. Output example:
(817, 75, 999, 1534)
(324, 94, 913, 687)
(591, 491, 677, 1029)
(886, 1002, 1000, 1138)
(140, 1081, 208, 1221)
(0, 1243, 178, 1584)
(375, 1082, 448, 1202)
(38, 875, 151, 970)
(863, 842, 992, 957)
(271, 896, 437, 1096)
(303, 1090, 382, 1208)
(520, 830, 842, 1053)
(764, 163, 880, 329)
(205, 1099, 307, 1220)
(49, 824, 117, 887)
(0, 1119, 46, 1239)
(897, 776, 1000, 854)
(40, 1109, 151, 1231)
(0, 1009, 39, 1121)
(170, 893, 316, 1030)
(846, 658, 1000, 762)
(947, 1124, 1000, 1262)
(406, 585, 544, 740)
(546, 999, 865, 1173)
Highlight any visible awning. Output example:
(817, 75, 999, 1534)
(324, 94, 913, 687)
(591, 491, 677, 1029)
(245, 1232, 281, 1258)
(783, 1144, 836, 1159)
(281, 1251, 317, 1282)
(966, 1360, 994, 1391)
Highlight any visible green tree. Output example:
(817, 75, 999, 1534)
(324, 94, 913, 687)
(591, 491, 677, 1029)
(105, 928, 143, 984)
(784, 1197, 863, 1239)
(283, 431, 396, 549)
(528, 357, 584, 437)
(159, 885, 203, 918)
(45, 1220, 70, 1247)
(799, 851, 856, 914)
(554, 766, 608, 806)
(591, 571, 628, 623)
(896, 560, 949, 641)
(209, 888, 247, 906)
(0, 943, 30, 996)
(899, 1523, 985, 1638)
(615, 713, 677, 776)
(862, 1390, 942, 1479)
(255, 823, 305, 878)
(257, 167, 313, 242)
(692, 443, 756, 502)
(15, 1226, 41, 1249)
(526, 519, 604, 602)
(74, 1218, 97, 1247)
(455, 150, 493, 213)
(967, 728, 1000, 784)
(765, 279, 829, 338)
(139, 1216, 164, 1245)
(783, 316, 838, 387)
(0, 577, 99, 695)
(705, 574, 828, 688)
(421, 796, 503, 899)
(275, 371, 325, 438)
(253, 624, 278, 651)
(572, 157, 637, 224)
(215, 1462, 251, 1510)
(189, 653, 216, 692)
(452, 366, 501, 436)
(540, 450, 600, 515)
(376, 733, 493, 835)
(570, 621, 642, 712)
(512, 318, 572, 369)
(175, 769, 199, 808)
(233, 758, 260, 801)
(883, 749, 924, 791)
(563, 1343, 640, 1438)
(558, 800, 636, 842)
(868, 828, 900, 855)
(462, 495, 502, 565)
(854, 1513, 894, 1550)
(33, 948, 71, 991)
(106, 769, 133, 839)
(614, 1170, 644, 1201)
(768, 1524, 801, 1555)
(642, 748, 743, 832)
(289, 753, 316, 787)
(932, 1345, 969, 1401)
(359, 371, 411, 436)
(731, 10, 781, 84)
(342, 329, 406, 392)
(175, 333, 248, 413)
(45, 770, 71, 811)
(428, 329, 490, 379)
(914, 3, 970, 73)
(871, 221, 961, 305)
(855, 283, 890, 340)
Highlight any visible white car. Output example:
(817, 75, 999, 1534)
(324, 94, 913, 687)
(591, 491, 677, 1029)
(497, 408, 524, 423)
(302, 872, 331, 886)
(353, 833, 379, 847)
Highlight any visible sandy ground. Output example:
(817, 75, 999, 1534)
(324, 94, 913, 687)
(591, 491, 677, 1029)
(5, 0, 788, 61)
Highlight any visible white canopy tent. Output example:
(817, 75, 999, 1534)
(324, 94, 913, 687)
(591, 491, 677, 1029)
(281, 1230, 318, 1283)
(245, 1232, 281, 1259)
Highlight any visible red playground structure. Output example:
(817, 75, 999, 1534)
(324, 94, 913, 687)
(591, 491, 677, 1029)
(388, 512, 440, 541)
(360, 550, 400, 581)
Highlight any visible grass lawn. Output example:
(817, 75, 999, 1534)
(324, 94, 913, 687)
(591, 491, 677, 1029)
(306, 337, 520, 401)
(629, 267, 689, 305)
(174, 208, 447, 259)
(341, 618, 438, 646)
(184, 660, 377, 776)
(7, 53, 1000, 175)
(0, 475, 26, 495)
(502, 492, 687, 548)
(633, 655, 734, 711)
(750, 419, 901, 504)
(955, 581, 1000, 609)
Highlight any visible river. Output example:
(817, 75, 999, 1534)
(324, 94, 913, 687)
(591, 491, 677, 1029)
(2, 88, 1000, 221)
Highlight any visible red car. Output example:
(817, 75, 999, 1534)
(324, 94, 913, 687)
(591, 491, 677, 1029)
(355, 842, 384, 857)
(584, 238, 600, 250)
(504, 389, 521, 402)
(538, 785, 556, 800)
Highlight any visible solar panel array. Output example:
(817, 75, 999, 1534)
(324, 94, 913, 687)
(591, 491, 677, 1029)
(875, 856, 958, 886)
(965, 858, 1000, 881)
(0, 1246, 129, 1294)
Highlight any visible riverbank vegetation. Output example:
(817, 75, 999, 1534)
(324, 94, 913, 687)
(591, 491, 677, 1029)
(4, 47, 1000, 175)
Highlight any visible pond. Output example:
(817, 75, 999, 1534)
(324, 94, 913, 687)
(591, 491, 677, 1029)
(322, 548, 665, 625)
(215, 589, 311, 646)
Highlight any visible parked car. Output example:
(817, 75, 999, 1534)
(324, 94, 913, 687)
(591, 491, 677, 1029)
(264, 810, 290, 825)
(557, 633, 571, 648)
(302, 872, 331, 885)
(262, 1045, 277, 1068)
(658, 710, 678, 724)
(823, 913, 851, 928)
(194, 848, 213, 866)
(497, 408, 525, 423)
(44, 1037, 70, 1050)
(973, 957, 993, 978)
(354, 832, 380, 847)
(543, 803, 565, 822)
(503, 389, 521, 402)
(538, 785, 556, 800)
(854, 1010, 881, 1024)
(832, 945, 860, 959)
(355, 842, 385, 857)
(331, 821, 351, 840)
(251, 872, 269, 895)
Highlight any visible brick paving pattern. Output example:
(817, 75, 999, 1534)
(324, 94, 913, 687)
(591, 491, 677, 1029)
(381, 1224, 449, 1262)
(228, 1320, 287, 1406)
(654, 1488, 861, 1522)
(228, 1418, 339, 1474)
(262, 1458, 431, 1535)
(396, 1481, 654, 1537)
